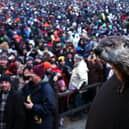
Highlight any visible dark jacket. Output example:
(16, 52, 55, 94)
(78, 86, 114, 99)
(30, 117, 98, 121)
(22, 82, 58, 129)
(2, 90, 26, 129)
(86, 75, 129, 129)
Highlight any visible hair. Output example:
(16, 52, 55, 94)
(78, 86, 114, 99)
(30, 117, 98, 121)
(0, 74, 12, 83)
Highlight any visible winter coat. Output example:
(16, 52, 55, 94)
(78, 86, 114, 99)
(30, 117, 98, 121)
(2, 90, 26, 129)
(22, 82, 58, 129)
(86, 75, 129, 129)
(69, 59, 88, 90)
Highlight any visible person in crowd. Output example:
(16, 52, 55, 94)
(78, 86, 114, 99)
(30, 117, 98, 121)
(0, 74, 26, 129)
(69, 54, 89, 90)
(65, 52, 74, 69)
(86, 52, 106, 84)
(0, 0, 128, 126)
(83, 52, 106, 103)
(68, 54, 89, 120)
(0, 55, 8, 75)
(22, 64, 58, 129)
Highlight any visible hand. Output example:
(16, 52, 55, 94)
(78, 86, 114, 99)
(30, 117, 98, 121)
(53, 75, 58, 81)
(24, 102, 34, 109)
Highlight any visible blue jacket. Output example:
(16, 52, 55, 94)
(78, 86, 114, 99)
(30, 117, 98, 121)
(22, 82, 58, 129)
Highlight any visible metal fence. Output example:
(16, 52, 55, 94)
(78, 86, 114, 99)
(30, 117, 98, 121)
(58, 82, 102, 117)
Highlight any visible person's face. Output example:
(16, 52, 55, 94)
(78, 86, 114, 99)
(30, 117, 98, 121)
(67, 53, 72, 59)
(60, 60, 65, 65)
(17, 67, 24, 76)
(46, 67, 52, 73)
(23, 68, 41, 84)
(51, 57, 56, 62)
(0, 81, 11, 92)
(38, 42, 43, 46)
(26, 60, 33, 65)
(23, 49, 27, 55)
(34, 58, 42, 64)
(74, 58, 80, 64)
(0, 59, 8, 68)
(29, 44, 33, 49)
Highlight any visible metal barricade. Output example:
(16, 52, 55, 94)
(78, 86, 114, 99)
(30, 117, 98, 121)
(58, 82, 102, 117)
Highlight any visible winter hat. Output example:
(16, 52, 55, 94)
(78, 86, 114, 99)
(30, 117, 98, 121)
(32, 63, 45, 79)
(57, 80, 66, 87)
(52, 66, 62, 73)
(58, 56, 65, 62)
(43, 61, 52, 69)
(74, 54, 83, 60)
(7, 62, 17, 74)
(26, 56, 34, 63)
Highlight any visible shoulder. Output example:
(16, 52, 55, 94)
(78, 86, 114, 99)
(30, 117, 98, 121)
(40, 82, 52, 90)
(9, 90, 24, 102)
(40, 82, 55, 94)
(78, 60, 88, 70)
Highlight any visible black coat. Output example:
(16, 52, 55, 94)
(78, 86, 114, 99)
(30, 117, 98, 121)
(22, 82, 58, 129)
(2, 90, 26, 129)
(86, 75, 129, 129)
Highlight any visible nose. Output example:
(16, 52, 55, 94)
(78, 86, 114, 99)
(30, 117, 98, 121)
(94, 46, 103, 56)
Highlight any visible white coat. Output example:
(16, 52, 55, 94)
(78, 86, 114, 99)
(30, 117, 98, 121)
(69, 59, 89, 90)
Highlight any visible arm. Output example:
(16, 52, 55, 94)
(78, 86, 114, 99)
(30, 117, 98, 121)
(77, 61, 88, 89)
(32, 83, 57, 116)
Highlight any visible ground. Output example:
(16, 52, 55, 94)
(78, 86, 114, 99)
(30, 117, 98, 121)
(60, 115, 87, 129)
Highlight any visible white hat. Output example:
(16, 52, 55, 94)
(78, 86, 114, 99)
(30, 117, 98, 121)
(74, 54, 83, 60)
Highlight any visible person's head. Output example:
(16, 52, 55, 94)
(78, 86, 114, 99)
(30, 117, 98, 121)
(34, 55, 43, 65)
(43, 61, 52, 74)
(51, 56, 57, 63)
(74, 54, 83, 64)
(8, 53, 16, 62)
(17, 65, 24, 76)
(0, 75, 12, 92)
(23, 48, 28, 56)
(30, 48, 38, 57)
(0, 55, 8, 68)
(58, 56, 65, 65)
(25, 56, 34, 65)
(66, 52, 73, 59)
(23, 64, 44, 84)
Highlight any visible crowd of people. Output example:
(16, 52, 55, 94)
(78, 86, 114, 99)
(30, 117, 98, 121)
(0, 0, 129, 128)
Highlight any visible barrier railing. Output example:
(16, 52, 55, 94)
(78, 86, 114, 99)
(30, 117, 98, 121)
(58, 82, 102, 117)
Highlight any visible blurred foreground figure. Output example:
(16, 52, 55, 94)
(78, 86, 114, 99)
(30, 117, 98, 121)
(86, 36, 129, 129)
(0, 74, 26, 129)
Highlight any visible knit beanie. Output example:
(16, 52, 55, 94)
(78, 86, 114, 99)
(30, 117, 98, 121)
(43, 61, 52, 69)
(32, 63, 45, 79)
